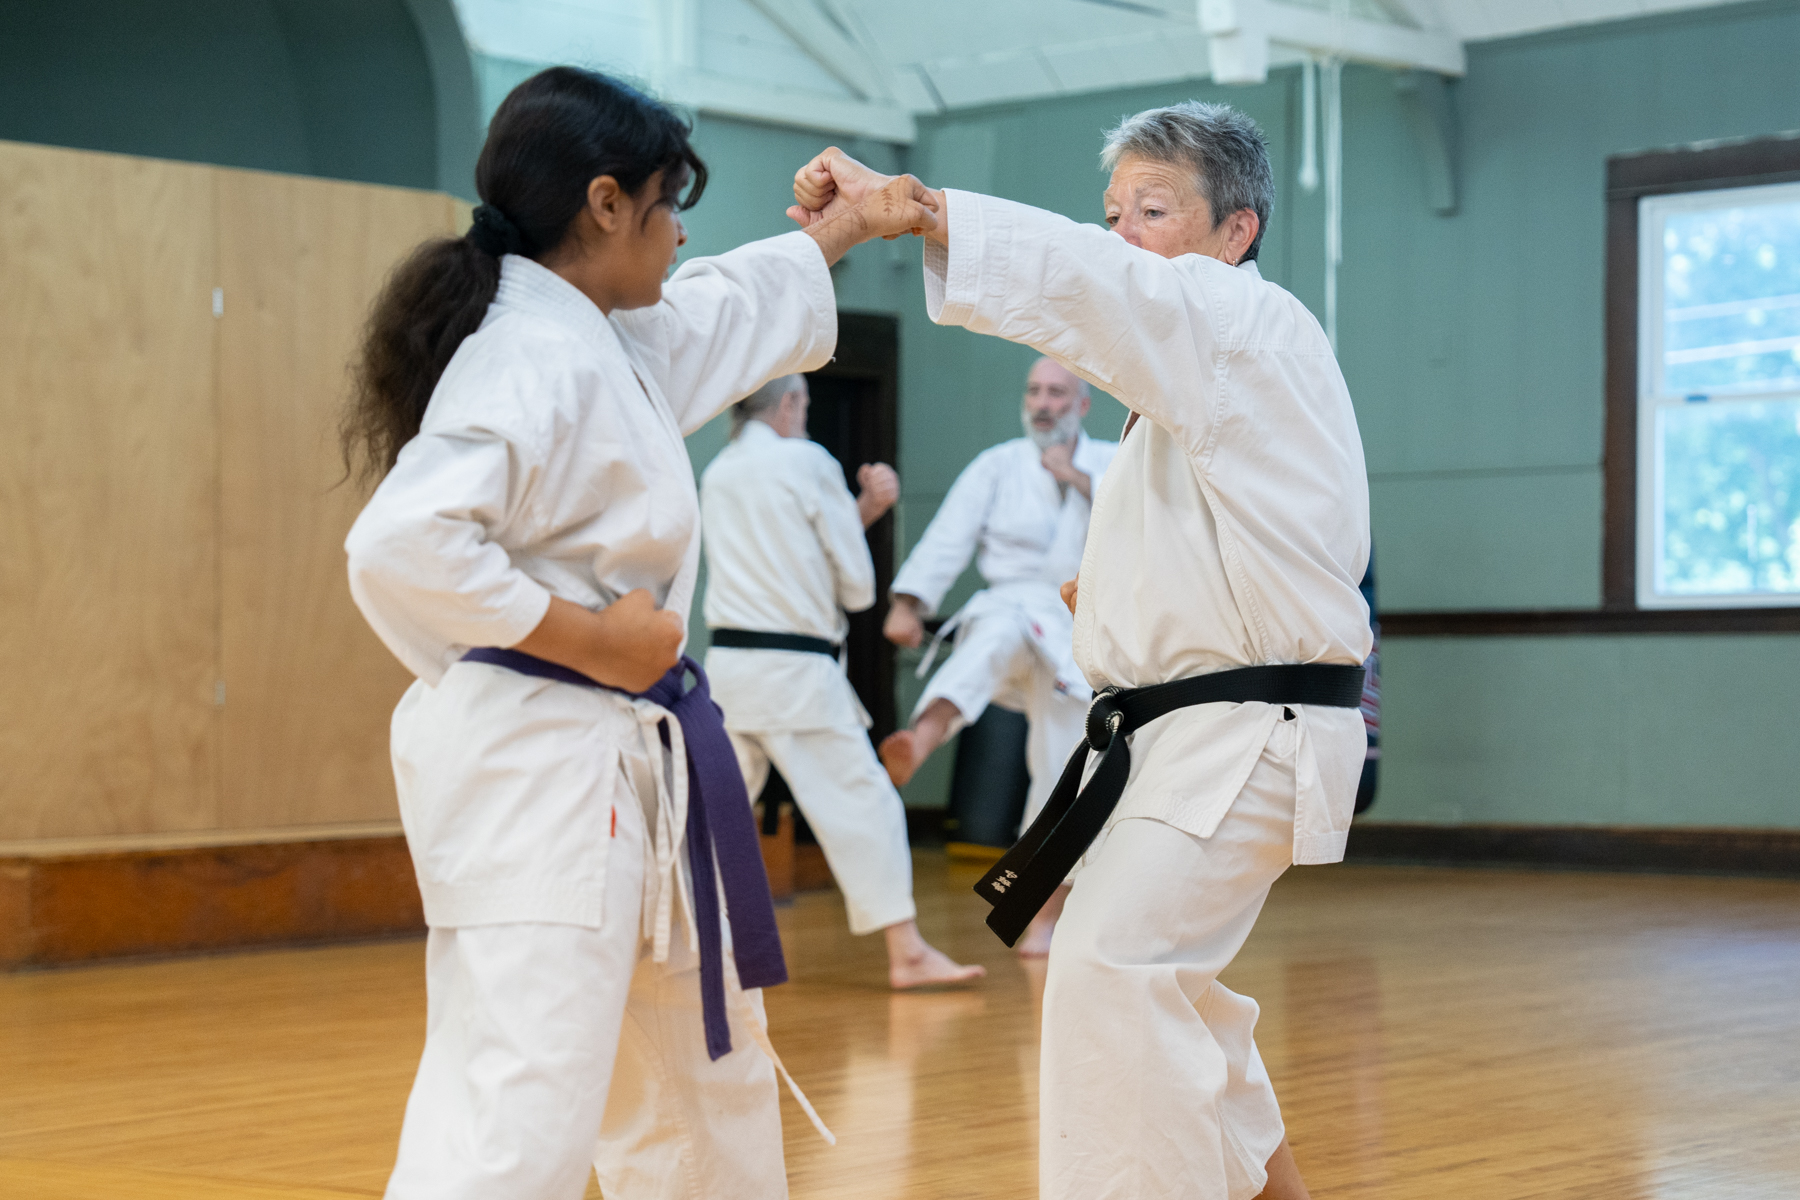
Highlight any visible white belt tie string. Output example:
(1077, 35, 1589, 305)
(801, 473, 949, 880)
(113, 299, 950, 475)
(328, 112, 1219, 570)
(631, 697, 831, 1144)
(727, 967, 836, 1145)
(631, 699, 697, 960)
(914, 608, 967, 678)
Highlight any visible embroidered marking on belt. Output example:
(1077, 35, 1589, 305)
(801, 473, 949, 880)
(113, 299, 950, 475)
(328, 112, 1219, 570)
(991, 869, 1018, 894)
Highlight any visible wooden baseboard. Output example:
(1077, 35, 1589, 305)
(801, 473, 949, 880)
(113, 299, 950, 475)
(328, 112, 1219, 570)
(759, 806, 837, 900)
(794, 844, 834, 893)
(1348, 822, 1800, 876)
(0, 810, 944, 970)
(1, 836, 424, 970)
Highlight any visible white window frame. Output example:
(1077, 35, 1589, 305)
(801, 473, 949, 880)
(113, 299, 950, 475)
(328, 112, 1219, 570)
(1635, 181, 1800, 609)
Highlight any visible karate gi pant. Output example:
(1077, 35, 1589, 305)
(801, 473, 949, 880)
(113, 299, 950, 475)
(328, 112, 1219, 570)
(384, 771, 786, 1200)
(1039, 718, 1301, 1200)
(915, 610, 1088, 830)
(729, 723, 916, 935)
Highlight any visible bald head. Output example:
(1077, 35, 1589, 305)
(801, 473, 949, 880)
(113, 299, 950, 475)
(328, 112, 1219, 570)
(1022, 357, 1090, 449)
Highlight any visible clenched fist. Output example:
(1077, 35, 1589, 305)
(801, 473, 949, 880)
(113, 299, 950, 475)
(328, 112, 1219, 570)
(883, 594, 926, 649)
(856, 462, 899, 528)
(513, 590, 683, 694)
(787, 148, 939, 262)
(588, 589, 685, 692)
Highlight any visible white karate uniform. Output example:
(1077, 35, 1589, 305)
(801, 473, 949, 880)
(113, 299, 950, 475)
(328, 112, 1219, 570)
(700, 420, 915, 935)
(345, 234, 837, 1200)
(891, 432, 1117, 830)
(925, 190, 1371, 1200)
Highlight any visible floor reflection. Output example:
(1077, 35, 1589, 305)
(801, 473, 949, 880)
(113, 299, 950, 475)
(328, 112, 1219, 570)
(4, 855, 1796, 1199)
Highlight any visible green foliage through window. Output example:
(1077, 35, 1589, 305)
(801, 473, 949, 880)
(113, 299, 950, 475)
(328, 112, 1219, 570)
(1658, 400, 1800, 595)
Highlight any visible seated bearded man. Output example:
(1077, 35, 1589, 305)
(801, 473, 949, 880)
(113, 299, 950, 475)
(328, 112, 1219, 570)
(879, 355, 1118, 956)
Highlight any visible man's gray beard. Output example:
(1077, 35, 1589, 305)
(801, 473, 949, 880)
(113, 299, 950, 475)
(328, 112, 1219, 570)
(1023, 408, 1083, 450)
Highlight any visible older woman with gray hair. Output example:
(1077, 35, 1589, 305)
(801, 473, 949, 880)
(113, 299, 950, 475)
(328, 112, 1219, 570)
(791, 101, 1371, 1200)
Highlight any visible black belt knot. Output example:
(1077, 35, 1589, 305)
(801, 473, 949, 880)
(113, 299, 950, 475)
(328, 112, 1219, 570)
(1084, 687, 1125, 752)
(976, 661, 1367, 947)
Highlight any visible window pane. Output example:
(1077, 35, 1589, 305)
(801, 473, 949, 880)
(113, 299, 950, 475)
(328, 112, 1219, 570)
(1656, 399, 1800, 596)
(1661, 198, 1800, 396)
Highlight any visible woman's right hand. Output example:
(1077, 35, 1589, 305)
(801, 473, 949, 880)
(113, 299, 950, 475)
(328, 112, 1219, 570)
(514, 591, 683, 694)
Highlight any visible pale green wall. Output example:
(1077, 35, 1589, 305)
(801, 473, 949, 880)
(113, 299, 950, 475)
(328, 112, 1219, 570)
(24, 7, 1789, 827)
(0, 0, 442, 190)
(889, 1, 1800, 828)
(450, 12, 1800, 828)
(1382, 635, 1800, 827)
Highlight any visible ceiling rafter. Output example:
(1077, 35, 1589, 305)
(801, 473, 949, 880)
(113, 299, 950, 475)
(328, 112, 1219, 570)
(745, 0, 895, 102)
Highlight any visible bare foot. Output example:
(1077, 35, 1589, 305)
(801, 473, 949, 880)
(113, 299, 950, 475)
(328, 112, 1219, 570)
(878, 729, 919, 787)
(889, 943, 987, 990)
(1015, 910, 1057, 958)
(1016, 882, 1069, 958)
(884, 919, 985, 990)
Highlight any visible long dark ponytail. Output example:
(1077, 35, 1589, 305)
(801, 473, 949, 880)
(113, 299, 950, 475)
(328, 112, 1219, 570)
(342, 67, 708, 485)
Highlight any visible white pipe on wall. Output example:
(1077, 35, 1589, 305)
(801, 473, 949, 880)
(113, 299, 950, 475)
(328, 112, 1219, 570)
(1299, 56, 1319, 193)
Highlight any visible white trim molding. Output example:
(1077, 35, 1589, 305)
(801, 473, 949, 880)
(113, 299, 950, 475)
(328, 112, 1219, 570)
(1200, 0, 1464, 83)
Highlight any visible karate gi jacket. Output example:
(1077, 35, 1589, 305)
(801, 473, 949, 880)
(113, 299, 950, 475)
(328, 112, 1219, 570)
(345, 235, 836, 927)
(925, 191, 1371, 864)
(700, 420, 875, 733)
(891, 433, 1118, 698)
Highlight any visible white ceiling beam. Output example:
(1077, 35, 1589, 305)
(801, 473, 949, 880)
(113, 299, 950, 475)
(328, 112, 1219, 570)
(665, 68, 916, 143)
(744, 0, 894, 103)
(1200, 0, 1465, 83)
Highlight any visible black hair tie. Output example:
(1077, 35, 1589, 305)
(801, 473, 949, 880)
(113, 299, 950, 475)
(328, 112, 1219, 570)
(468, 204, 529, 257)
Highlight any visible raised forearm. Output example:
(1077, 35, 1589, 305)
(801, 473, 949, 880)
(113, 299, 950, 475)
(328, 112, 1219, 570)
(511, 592, 683, 693)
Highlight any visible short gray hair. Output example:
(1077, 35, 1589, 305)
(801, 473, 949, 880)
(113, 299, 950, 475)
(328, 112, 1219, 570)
(1100, 101, 1274, 263)
(731, 373, 803, 436)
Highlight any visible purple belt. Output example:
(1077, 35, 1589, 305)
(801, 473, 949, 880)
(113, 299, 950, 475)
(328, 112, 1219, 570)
(461, 647, 785, 1060)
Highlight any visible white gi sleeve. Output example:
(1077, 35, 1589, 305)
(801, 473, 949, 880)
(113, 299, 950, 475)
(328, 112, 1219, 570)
(1075, 435, 1119, 484)
(613, 231, 838, 436)
(807, 446, 876, 616)
(344, 427, 553, 686)
(889, 449, 998, 617)
(924, 191, 1294, 458)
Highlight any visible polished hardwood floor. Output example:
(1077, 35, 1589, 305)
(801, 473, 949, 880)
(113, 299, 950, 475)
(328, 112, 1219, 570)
(3, 853, 1798, 1199)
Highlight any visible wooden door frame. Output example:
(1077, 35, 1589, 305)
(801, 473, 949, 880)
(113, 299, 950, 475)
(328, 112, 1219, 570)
(807, 310, 901, 737)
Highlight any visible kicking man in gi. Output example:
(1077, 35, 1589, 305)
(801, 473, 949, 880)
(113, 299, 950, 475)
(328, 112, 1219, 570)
(877, 357, 1118, 957)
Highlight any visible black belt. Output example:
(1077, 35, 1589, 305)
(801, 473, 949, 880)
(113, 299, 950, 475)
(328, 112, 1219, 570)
(975, 663, 1367, 946)
(709, 629, 841, 657)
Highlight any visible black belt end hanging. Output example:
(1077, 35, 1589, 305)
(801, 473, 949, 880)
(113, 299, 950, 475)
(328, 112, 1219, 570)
(972, 663, 1368, 947)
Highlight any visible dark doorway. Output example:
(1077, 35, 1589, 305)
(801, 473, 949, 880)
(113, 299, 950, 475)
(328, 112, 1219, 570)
(804, 311, 900, 739)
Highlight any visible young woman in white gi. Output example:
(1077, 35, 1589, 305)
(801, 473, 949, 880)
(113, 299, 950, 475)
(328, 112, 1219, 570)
(790, 103, 1371, 1200)
(341, 68, 936, 1200)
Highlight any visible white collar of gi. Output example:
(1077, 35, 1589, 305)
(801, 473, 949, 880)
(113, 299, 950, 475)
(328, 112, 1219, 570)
(493, 253, 612, 342)
(1237, 258, 1263, 279)
(737, 418, 784, 445)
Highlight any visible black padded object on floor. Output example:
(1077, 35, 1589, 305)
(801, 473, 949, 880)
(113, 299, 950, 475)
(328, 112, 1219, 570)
(946, 705, 1032, 849)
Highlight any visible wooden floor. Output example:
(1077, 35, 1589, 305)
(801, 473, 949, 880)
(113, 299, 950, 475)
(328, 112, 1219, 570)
(3, 854, 1799, 1199)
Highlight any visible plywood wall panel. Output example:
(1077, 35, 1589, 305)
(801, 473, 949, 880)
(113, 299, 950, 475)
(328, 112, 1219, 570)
(215, 170, 455, 829)
(0, 141, 221, 840)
